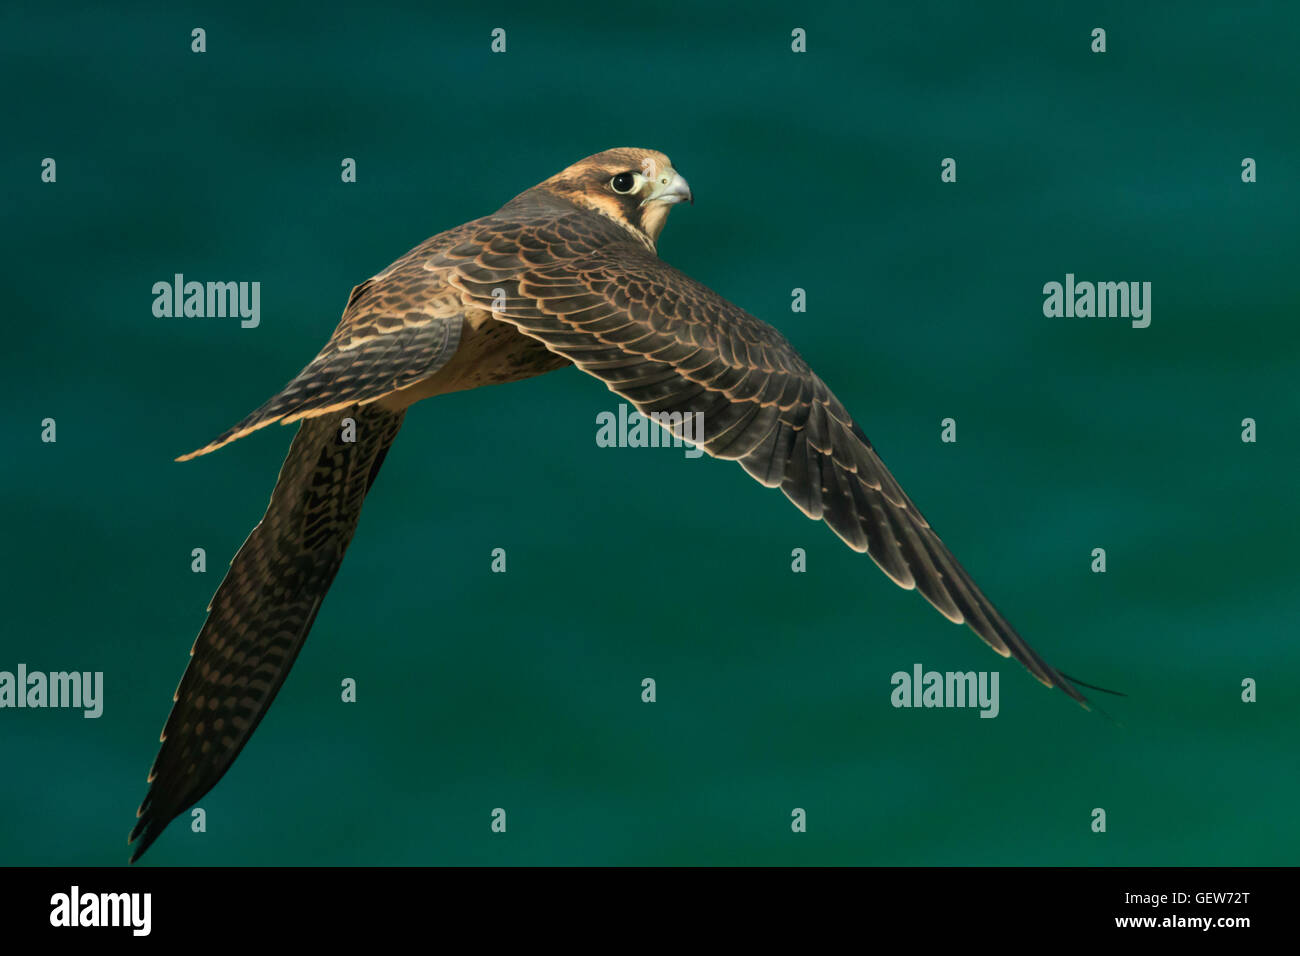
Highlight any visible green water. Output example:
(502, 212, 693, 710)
(2, 1, 1297, 865)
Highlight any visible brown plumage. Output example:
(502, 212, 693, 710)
(130, 147, 1089, 862)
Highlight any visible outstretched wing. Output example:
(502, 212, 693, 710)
(178, 250, 465, 462)
(132, 233, 480, 860)
(437, 206, 1088, 705)
(129, 403, 405, 861)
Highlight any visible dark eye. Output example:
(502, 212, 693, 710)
(610, 172, 637, 194)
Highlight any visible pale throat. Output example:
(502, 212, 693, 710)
(638, 202, 673, 245)
(563, 191, 663, 252)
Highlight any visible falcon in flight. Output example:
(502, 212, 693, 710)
(130, 147, 1093, 862)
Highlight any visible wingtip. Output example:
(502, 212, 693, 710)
(1052, 674, 1091, 707)
(127, 804, 170, 864)
(176, 442, 219, 462)
(126, 824, 150, 864)
(176, 438, 230, 462)
(1060, 672, 1127, 698)
(175, 416, 272, 463)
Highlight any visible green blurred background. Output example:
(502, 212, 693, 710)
(2, 1, 1297, 865)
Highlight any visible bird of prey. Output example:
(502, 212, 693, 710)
(129, 147, 1093, 862)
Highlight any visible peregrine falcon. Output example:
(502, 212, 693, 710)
(129, 148, 1094, 862)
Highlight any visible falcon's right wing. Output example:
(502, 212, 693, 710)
(438, 210, 1090, 706)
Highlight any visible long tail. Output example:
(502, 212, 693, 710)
(128, 402, 405, 862)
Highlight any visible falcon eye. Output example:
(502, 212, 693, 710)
(610, 172, 638, 194)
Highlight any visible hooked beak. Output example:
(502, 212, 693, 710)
(641, 170, 693, 207)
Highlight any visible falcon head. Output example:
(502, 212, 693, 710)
(537, 147, 693, 247)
